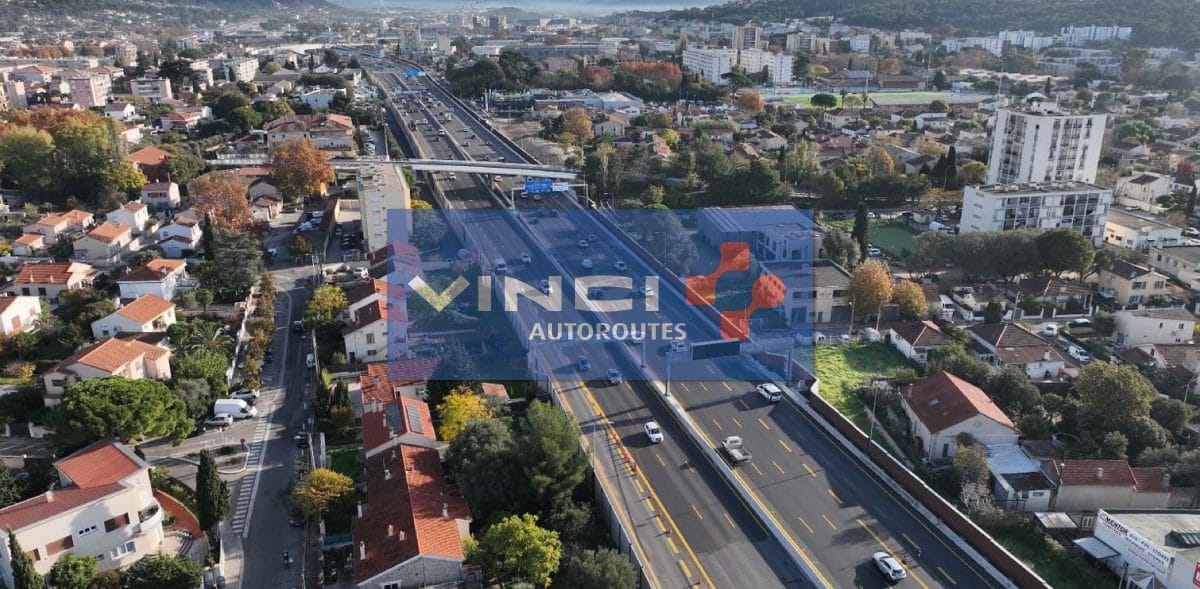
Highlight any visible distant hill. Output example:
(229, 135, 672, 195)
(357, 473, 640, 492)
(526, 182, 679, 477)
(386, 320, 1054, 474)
(647, 0, 1200, 49)
(0, 0, 336, 28)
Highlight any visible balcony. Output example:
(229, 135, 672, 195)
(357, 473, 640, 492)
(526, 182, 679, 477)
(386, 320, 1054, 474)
(134, 502, 164, 536)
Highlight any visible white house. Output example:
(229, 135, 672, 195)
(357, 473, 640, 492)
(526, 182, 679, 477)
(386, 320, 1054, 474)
(1104, 208, 1184, 251)
(139, 182, 181, 210)
(0, 440, 165, 586)
(901, 371, 1019, 460)
(1151, 246, 1200, 290)
(887, 320, 953, 366)
(967, 322, 1066, 380)
(1114, 307, 1197, 348)
(1115, 172, 1173, 213)
(41, 336, 172, 405)
(116, 260, 187, 302)
(91, 295, 176, 339)
(102, 102, 137, 122)
(106, 202, 151, 236)
(0, 296, 42, 336)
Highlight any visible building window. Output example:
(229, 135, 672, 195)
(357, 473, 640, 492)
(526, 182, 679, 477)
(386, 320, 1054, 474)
(365, 333, 376, 345)
(109, 541, 135, 559)
(77, 525, 97, 537)
(104, 514, 130, 532)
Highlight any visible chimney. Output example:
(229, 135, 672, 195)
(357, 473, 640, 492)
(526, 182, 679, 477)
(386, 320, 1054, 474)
(1043, 350, 1052, 361)
(358, 541, 366, 561)
(384, 468, 391, 480)
(357, 502, 363, 518)
(45, 489, 54, 502)
(1095, 467, 1104, 480)
(387, 524, 394, 537)
(442, 503, 449, 520)
(398, 530, 406, 542)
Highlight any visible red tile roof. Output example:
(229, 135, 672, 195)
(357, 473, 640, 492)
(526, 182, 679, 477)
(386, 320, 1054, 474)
(83, 221, 131, 243)
(115, 294, 174, 324)
(344, 298, 407, 335)
(362, 397, 435, 454)
(888, 320, 951, 348)
(1054, 460, 1140, 487)
(0, 484, 124, 531)
(54, 336, 167, 374)
(1132, 467, 1172, 493)
(118, 259, 184, 283)
(56, 440, 145, 487)
(359, 360, 439, 404)
(353, 446, 470, 584)
(905, 371, 1016, 433)
(14, 233, 44, 246)
(10, 262, 91, 285)
(127, 145, 171, 166)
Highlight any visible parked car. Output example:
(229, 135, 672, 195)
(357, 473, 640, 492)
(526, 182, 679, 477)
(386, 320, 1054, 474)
(230, 388, 260, 405)
(305, 353, 316, 368)
(199, 414, 234, 432)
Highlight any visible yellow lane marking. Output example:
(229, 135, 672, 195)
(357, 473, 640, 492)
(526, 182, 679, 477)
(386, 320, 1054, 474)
(656, 517, 667, 533)
(751, 463, 765, 477)
(731, 417, 744, 429)
(779, 439, 793, 453)
(758, 417, 771, 430)
(711, 418, 723, 432)
(821, 514, 837, 530)
(699, 381, 710, 392)
(901, 533, 917, 549)
(667, 537, 680, 554)
(804, 463, 817, 477)
(722, 382, 732, 392)
(938, 567, 956, 585)
(828, 489, 842, 505)
(678, 560, 693, 581)
(633, 479, 645, 494)
(723, 512, 736, 528)
(857, 519, 931, 589)
(691, 504, 704, 521)
(772, 460, 786, 475)
(655, 453, 666, 467)
(797, 515, 815, 534)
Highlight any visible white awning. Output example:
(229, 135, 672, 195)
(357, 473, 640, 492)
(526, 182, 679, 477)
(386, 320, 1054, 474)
(1074, 536, 1119, 560)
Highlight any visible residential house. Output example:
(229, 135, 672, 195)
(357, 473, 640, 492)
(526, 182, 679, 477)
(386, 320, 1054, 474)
(0, 440, 165, 586)
(251, 195, 283, 220)
(592, 112, 628, 137)
(887, 320, 953, 366)
(247, 177, 282, 201)
(0, 296, 41, 336)
(298, 88, 345, 110)
(1115, 173, 1173, 213)
(355, 359, 440, 410)
(822, 108, 859, 129)
(1095, 259, 1170, 307)
(967, 322, 1066, 379)
(263, 114, 355, 152)
(22, 210, 95, 244)
(1114, 308, 1197, 347)
(758, 259, 850, 325)
(344, 279, 409, 363)
(160, 106, 211, 132)
(3, 262, 95, 302)
(1151, 246, 1200, 290)
(139, 183, 181, 210)
(361, 396, 437, 459)
(987, 443, 1057, 512)
(125, 146, 171, 182)
(950, 284, 1015, 322)
(41, 335, 171, 405)
(72, 222, 134, 267)
(1047, 460, 1170, 515)
(1008, 276, 1094, 316)
(156, 216, 201, 258)
(116, 260, 187, 302)
(102, 102, 137, 122)
(368, 242, 425, 286)
(1104, 208, 1184, 251)
(91, 295, 176, 339)
(748, 129, 787, 152)
(901, 371, 1019, 460)
(12, 233, 47, 257)
(106, 202, 150, 236)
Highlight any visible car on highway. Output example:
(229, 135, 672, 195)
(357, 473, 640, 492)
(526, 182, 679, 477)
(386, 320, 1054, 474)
(644, 422, 664, 443)
(639, 285, 654, 297)
(520, 252, 532, 264)
(577, 356, 590, 371)
(720, 436, 752, 464)
(305, 353, 316, 368)
(872, 551, 907, 583)
(539, 279, 553, 294)
(669, 340, 687, 353)
(578, 240, 589, 248)
(581, 258, 593, 270)
(612, 260, 627, 271)
(756, 383, 783, 403)
(607, 369, 623, 385)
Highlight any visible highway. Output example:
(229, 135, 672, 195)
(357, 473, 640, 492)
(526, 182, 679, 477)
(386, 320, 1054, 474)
(372, 63, 807, 589)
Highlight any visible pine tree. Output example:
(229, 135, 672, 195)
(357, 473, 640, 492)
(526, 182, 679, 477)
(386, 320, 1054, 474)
(196, 450, 229, 533)
(9, 530, 46, 589)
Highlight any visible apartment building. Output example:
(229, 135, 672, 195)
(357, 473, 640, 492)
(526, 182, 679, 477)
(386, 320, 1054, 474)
(681, 48, 736, 84)
(264, 114, 355, 152)
(732, 25, 765, 51)
(398, 25, 423, 52)
(358, 164, 412, 254)
(681, 47, 792, 86)
(67, 73, 112, 107)
(739, 49, 794, 86)
(130, 78, 172, 102)
(219, 57, 258, 82)
(0, 441, 164, 586)
(986, 100, 1107, 185)
(961, 182, 1112, 246)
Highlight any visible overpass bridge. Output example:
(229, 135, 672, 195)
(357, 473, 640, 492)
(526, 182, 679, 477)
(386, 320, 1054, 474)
(205, 155, 578, 180)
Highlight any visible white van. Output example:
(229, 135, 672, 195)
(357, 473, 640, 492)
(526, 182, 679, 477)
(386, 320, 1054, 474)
(213, 399, 258, 419)
(494, 258, 507, 274)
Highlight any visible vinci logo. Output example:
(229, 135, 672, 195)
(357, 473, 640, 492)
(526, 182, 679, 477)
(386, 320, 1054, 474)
(684, 242, 785, 340)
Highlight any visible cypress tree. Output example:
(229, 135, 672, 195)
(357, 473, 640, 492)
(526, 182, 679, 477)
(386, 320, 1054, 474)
(852, 202, 870, 261)
(9, 530, 46, 589)
(196, 450, 229, 533)
(200, 213, 215, 261)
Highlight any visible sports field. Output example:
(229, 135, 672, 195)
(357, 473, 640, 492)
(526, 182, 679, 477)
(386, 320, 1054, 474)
(776, 91, 958, 108)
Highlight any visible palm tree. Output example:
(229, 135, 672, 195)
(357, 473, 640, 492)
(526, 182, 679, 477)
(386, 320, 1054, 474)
(183, 322, 234, 355)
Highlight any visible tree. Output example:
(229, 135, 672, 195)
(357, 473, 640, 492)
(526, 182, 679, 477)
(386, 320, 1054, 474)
(1099, 431, 1129, 459)
(194, 289, 214, 312)
(304, 285, 348, 329)
(983, 301, 1004, 324)
(822, 230, 860, 269)
(953, 444, 989, 486)
(516, 401, 588, 509)
(737, 90, 765, 112)
(157, 60, 201, 91)
(846, 260, 893, 322)
(161, 152, 205, 184)
(891, 281, 927, 320)
(437, 389, 495, 441)
(810, 93, 838, 110)
(198, 229, 263, 302)
(465, 514, 562, 588)
(226, 107, 264, 132)
(561, 107, 594, 143)
(0, 126, 56, 197)
(1150, 397, 1190, 435)
(1076, 363, 1155, 434)
(427, 342, 481, 409)
(851, 202, 870, 259)
(863, 146, 894, 177)
(985, 367, 1041, 415)
(47, 552, 97, 589)
(270, 139, 335, 202)
(447, 420, 532, 524)
(932, 70, 948, 90)
(293, 468, 352, 519)
(188, 171, 254, 231)
(287, 234, 314, 257)
(960, 160, 987, 185)
(558, 548, 638, 589)
(9, 530, 45, 589)
(918, 139, 945, 157)
(174, 378, 214, 419)
(1036, 228, 1094, 276)
(123, 554, 201, 589)
(0, 463, 23, 509)
(51, 377, 192, 449)
(929, 100, 951, 114)
(196, 450, 230, 533)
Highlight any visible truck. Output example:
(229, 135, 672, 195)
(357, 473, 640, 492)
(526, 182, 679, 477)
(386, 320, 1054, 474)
(720, 436, 751, 464)
(213, 399, 258, 420)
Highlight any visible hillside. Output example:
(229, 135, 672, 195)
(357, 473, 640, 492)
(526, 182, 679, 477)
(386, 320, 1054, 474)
(0, 0, 336, 29)
(648, 0, 1200, 49)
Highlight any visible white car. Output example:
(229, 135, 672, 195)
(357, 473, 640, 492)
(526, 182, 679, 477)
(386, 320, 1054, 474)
(1070, 346, 1092, 363)
(872, 551, 907, 583)
(639, 285, 654, 297)
(305, 353, 316, 368)
(520, 252, 532, 264)
(1042, 323, 1060, 338)
(578, 240, 589, 249)
(866, 247, 882, 256)
(644, 422, 664, 443)
(200, 413, 234, 432)
(756, 383, 783, 403)
(669, 340, 687, 353)
(539, 279, 553, 295)
(607, 369, 623, 385)
(612, 260, 627, 272)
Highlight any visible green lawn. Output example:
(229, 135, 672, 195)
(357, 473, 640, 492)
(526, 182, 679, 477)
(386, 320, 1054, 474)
(812, 343, 913, 428)
(868, 222, 918, 257)
(778, 91, 956, 108)
(326, 444, 359, 480)
(987, 525, 1116, 589)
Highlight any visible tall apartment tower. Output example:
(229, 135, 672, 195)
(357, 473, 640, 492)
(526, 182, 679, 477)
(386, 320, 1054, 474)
(986, 100, 1107, 185)
(732, 25, 765, 51)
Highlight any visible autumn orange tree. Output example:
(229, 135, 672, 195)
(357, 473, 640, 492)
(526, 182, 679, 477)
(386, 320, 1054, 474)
(187, 171, 255, 231)
(847, 260, 894, 326)
(891, 280, 928, 320)
(737, 90, 765, 112)
(561, 107, 594, 143)
(270, 139, 335, 203)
